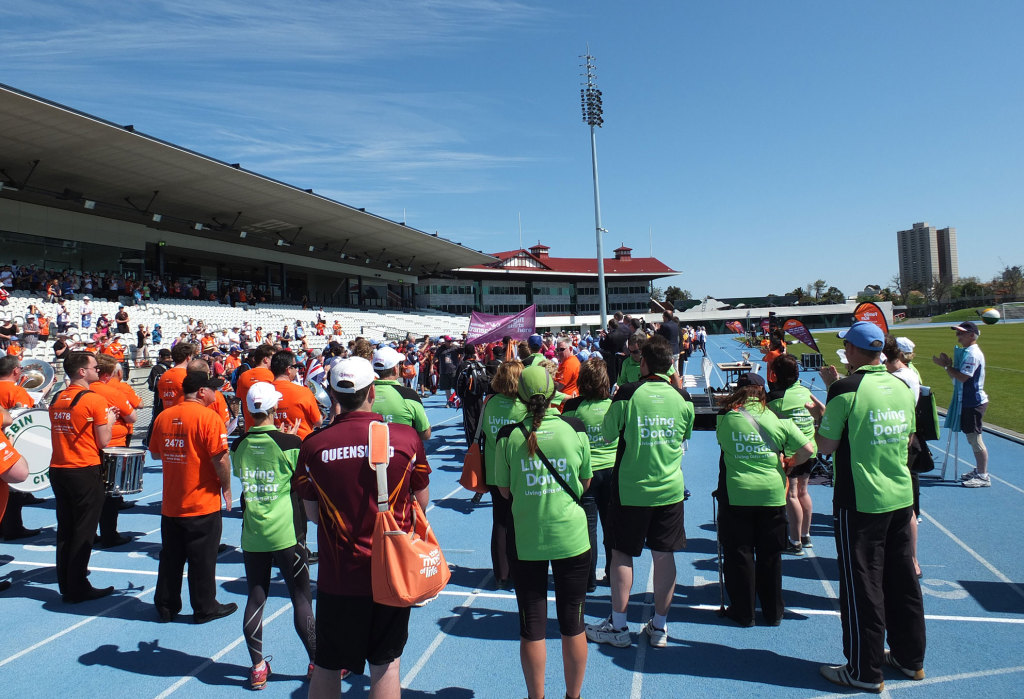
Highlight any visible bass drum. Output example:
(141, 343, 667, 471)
(6, 408, 52, 492)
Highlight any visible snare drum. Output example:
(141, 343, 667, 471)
(100, 447, 146, 495)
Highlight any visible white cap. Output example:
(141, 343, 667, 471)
(372, 346, 404, 371)
(896, 337, 916, 354)
(246, 382, 282, 414)
(330, 357, 376, 393)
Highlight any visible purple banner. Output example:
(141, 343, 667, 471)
(783, 318, 820, 353)
(466, 305, 536, 344)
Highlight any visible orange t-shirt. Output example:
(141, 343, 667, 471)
(272, 378, 321, 440)
(0, 381, 35, 410)
(555, 355, 581, 399)
(0, 428, 25, 520)
(49, 385, 110, 469)
(6, 344, 22, 358)
(149, 400, 228, 517)
(236, 367, 274, 426)
(763, 350, 783, 384)
(158, 366, 188, 409)
(223, 355, 240, 375)
(210, 390, 231, 426)
(89, 380, 136, 448)
(38, 316, 50, 337)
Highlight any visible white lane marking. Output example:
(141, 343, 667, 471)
(429, 414, 462, 428)
(629, 563, 656, 699)
(6, 559, 258, 583)
(929, 445, 1024, 494)
(153, 602, 293, 699)
(803, 545, 839, 608)
(920, 509, 1024, 601)
(435, 445, 452, 452)
(401, 572, 493, 688)
(803, 664, 1024, 698)
(425, 484, 465, 514)
(0, 586, 155, 668)
(680, 603, 1024, 624)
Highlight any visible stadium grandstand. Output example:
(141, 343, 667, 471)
(0, 82, 493, 313)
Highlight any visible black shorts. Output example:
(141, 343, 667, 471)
(788, 459, 812, 479)
(608, 499, 686, 557)
(960, 403, 987, 434)
(511, 551, 590, 641)
(314, 592, 411, 674)
(438, 373, 456, 391)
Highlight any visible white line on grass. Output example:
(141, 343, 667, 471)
(0, 586, 155, 668)
(153, 602, 294, 699)
(629, 563, 656, 699)
(401, 572, 493, 688)
(920, 509, 1024, 601)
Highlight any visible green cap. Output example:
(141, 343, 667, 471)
(518, 365, 555, 402)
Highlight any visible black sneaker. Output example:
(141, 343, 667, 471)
(783, 540, 804, 556)
(801, 536, 812, 549)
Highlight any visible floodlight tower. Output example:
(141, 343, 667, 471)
(581, 47, 608, 329)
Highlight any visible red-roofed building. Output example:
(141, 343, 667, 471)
(415, 243, 678, 316)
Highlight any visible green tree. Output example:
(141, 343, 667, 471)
(665, 286, 691, 305)
(813, 279, 827, 299)
(951, 276, 987, 299)
(821, 286, 846, 304)
(994, 264, 1024, 297)
(651, 286, 664, 301)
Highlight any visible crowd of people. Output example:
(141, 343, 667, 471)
(0, 291, 995, 697)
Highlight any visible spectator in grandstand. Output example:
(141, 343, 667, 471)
(135, 324, 150, 366)
(715, 372, 813, 627)
(80, 297, 93, 329)
(767, 354, 824, 557)
(114, 305, 130, 334)
(585, 335, 694, 650)
(563, 357, 618, 591)
(46, 278, 61, 303)
(95, 312, 111, 339)
(55, 303, 70, 335)
(0, 318, 14, 351)
(494, 364, 591, 699)
(20, 312, 40, 350)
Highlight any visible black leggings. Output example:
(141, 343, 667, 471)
(242, 546, 316, 665)
(582, 467, 614, 588)
(489, 486, 513, 583)
(511, 550, 590, 642)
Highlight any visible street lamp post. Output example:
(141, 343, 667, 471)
(581, 48, 607, 329)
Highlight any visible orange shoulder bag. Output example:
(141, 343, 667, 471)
(369, 421, 451, 607)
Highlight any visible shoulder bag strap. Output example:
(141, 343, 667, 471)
(517, 422, 582, 507)
(737, 407, 781, 456)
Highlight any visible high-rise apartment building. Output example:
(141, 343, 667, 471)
(897, 222, 959, 289)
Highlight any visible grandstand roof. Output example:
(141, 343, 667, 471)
(459, 247, 678, 278)
(0, 83, 494, 275)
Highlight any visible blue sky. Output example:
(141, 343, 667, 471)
(3, 1, 1022, 297)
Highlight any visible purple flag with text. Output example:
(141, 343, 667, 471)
(466, 305, 537, 344)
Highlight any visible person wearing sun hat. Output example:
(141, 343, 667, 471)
(815, 321, 924, 692)
(494, 364, 592, 699)
(370, 346, 430, 440)
(932, 320, 990, 487)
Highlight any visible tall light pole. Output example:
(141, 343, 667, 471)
(581, 47, 607, 329)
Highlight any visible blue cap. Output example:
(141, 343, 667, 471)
(838, 321, 885, 351)
(527, 334, 543, 350)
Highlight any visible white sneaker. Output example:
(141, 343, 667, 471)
(962, 474, 991, 488)
(642, 619, 668, 648)
(960, 469, 979, 481)
(585, 617, 631, 647)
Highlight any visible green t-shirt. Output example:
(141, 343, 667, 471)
(603, 377, 695, 507)
(618, 357, 675, 385)
(372, 379, 430, 433)
(479, 393, 529, 485)
(231, 425, 302, 552)
(716, 399, 810, 507)
(767, 383, 817, 457)
(819, 364, 916, 514)
(494, 409, 592, 561)
(562, 397, 617, 470)
(523, 353, 545, 367)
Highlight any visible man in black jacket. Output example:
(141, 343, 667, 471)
(600, 314, 630, 387)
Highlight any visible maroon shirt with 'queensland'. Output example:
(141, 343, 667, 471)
(295, 410, 430, 596)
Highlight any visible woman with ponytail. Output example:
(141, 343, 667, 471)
(495, 365, 593, 699)
(714, 372, 814, 627)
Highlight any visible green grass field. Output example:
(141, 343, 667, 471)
(927, 307, 1001, 323)
(804, 323, 1023, 435)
